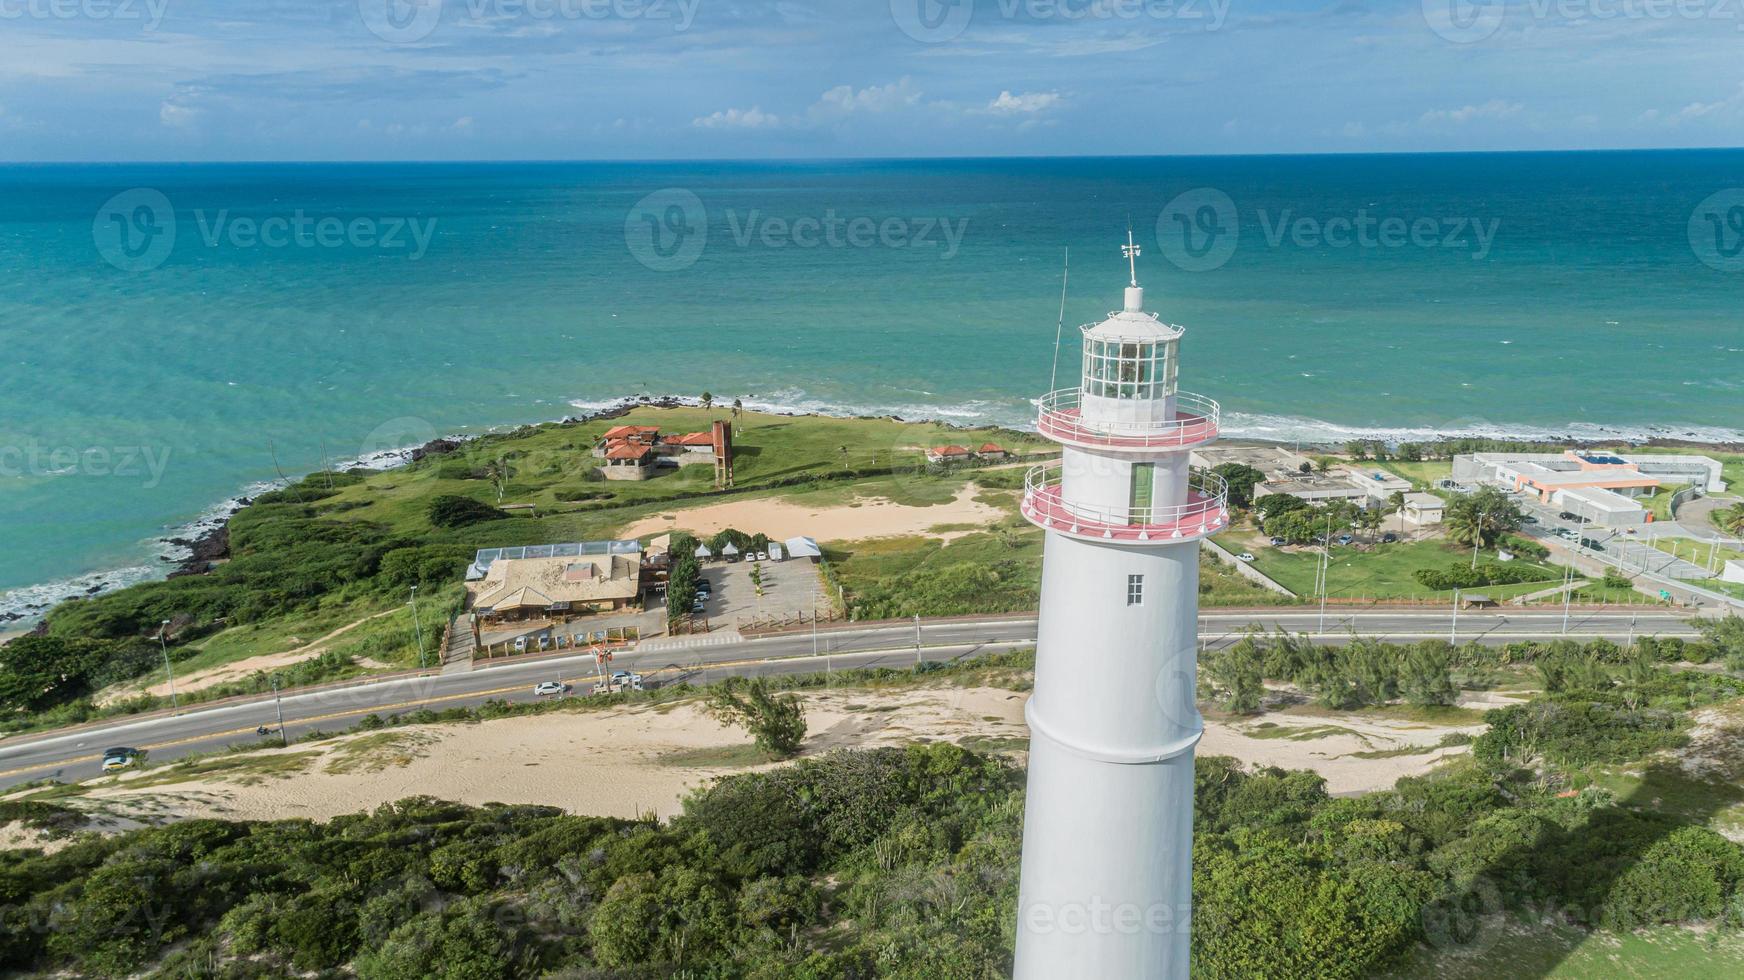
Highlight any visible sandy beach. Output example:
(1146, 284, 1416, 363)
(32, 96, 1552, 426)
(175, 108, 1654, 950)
(10, 683, 1491, 838)
(619, 484, 1010, 545)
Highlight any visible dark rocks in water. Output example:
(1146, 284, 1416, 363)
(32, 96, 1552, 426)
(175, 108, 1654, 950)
(410, 438, 463, 462)
(167, 525, 230, 579)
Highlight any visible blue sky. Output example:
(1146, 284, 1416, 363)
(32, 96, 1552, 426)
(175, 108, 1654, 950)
(2, 0, 1741, 160)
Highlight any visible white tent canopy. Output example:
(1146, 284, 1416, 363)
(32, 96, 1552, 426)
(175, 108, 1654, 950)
(694, 544, 713, 559)
(722, 542, 741, 557)
(784, 536, 822, 559)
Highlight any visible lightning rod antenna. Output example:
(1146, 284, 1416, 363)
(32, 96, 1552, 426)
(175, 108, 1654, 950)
(1048, 246, 1070, 394)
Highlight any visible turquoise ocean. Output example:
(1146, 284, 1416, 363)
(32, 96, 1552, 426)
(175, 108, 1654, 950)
(2, 152, 1742, 621)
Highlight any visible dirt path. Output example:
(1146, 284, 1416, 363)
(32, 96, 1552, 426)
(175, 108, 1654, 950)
(123, 608, 402, 702)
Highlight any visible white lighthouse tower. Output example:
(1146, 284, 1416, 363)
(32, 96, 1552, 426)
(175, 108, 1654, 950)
(1013, 233, 1226, 979)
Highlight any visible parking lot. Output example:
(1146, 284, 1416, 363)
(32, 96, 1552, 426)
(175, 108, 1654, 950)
(694, 557, 827, 627)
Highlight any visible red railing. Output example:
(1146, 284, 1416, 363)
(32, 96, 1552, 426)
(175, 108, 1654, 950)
(1021, 464, 1228, 542)
(1035, 389, 1220, 450)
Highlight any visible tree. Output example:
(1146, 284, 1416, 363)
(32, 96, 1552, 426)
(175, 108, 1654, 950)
(1444, 486, 1521, 550)
(1388, 489, 1407, 535)
(1400, 642, 1458, 707)
(1204, 636, 1266, 713)
(701, 391, 713, 410)
(1346, 440, 1369, 460)
(1211, 463, 1266, 510)
(482, 457, 509, 503)
(1714, 503, 1744, 536)
(706, 677, 807, 757)
(732, 398, 743, 419)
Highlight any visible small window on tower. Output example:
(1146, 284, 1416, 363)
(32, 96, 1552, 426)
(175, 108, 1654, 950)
(1127, 574, 1144, 606)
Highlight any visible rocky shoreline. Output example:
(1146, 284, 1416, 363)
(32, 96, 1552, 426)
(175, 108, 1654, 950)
(4, 392, 1738, 639)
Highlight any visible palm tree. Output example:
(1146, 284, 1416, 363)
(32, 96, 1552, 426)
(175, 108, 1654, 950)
(484, 457, 509, 503)
(1388, 490, 1407, 536)
(732, 398, 743, 420)
(701, 391, 714, 411)
(1716, 502, 1744, 536)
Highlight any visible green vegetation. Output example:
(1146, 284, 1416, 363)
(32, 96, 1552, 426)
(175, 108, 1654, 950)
(1239, 537, 1559, 602)
(5, 408, 1050, 726)
(704, 676, 808, 758)
(8, 626, 1744, 978)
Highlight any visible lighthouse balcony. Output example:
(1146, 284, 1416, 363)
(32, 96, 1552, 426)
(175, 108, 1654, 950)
(1020, 464, 1229, 543)
(1035, 389, 1220, 452)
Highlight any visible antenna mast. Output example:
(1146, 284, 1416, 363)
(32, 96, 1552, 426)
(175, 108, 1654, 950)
(1048, 247, 1070, 393)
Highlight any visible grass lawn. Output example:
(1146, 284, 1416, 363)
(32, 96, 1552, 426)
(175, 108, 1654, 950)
(1238, 536, 1563, 602)
(302, 406, 1056, 540)
(1651, 537, 1744, 570)
(1384, 920, 1744, 979)
(1372, 458, 1454, 489)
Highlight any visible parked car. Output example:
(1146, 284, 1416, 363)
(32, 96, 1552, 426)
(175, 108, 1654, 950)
(609, 671, 644, 693)
(1381, 533, 1398, 543)
(1236, 553, 1255, 562)
(101, 747, 140, 772)
(513, 636, 528, 652)
(755, 551, 769, 562)
(1521, 515, 1539, 524)
(533, 681, 567, 697)
(1269, 536, 1286, 547)
(696, 579, 712, 596)
(1582, 538, 1605, 552)
(1558, 511, 1578, 521)
(1337, 534, 1354, 545)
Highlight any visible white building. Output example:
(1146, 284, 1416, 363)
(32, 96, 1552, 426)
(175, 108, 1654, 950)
(1015, 236, 1227, 978)
(1452, 450, 1727, 528)
(1402, 491, 1444, 525)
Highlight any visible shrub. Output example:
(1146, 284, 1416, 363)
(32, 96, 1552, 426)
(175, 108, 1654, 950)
(426, 495, 507, 529)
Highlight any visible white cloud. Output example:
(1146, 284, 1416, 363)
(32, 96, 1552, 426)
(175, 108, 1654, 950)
(980, 90, 1064, 116)
(159, 101, 200, 129)
(1418, 100, 1523, 126)
(809, 78, 923, 120)
(451, 116, 475, 133)
(692, 106, 781, 130)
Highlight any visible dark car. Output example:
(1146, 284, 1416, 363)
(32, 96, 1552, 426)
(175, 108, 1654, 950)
(1558, 511, 1578, 522)
(1381, 533, 1398, 543)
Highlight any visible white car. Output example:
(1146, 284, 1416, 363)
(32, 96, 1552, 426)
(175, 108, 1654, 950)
(1236, 553, 1256, 562)
(533, 681, 566, 697)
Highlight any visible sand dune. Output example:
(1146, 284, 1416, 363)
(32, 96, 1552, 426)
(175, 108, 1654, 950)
(619, 485, 1009, 545)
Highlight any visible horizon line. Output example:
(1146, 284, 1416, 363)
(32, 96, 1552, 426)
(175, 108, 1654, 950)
(6, 144, 1744, 167)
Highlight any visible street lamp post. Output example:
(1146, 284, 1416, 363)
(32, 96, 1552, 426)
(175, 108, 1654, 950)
(1450, 589, 1459, 645)
(158, 619, 178, 710)
(409, 585, 426, 669)
(270, 673, 288, 747)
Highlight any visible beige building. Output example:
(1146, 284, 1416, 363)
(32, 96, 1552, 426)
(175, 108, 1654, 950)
(465, 542, 643, 622)
(1402, 492, 1444, 525)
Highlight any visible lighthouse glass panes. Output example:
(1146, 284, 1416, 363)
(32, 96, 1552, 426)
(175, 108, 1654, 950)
(1082, 337, 1178, 399)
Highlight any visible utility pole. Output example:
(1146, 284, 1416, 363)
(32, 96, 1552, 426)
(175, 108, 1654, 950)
(1450, 589, 1459, 645)
(409, 585, 426, 669)
(914, 613, 923, 667)
(1470, 509, 1487, 571)
(158, 619, 179, 710)
(270, 674, 288, 746)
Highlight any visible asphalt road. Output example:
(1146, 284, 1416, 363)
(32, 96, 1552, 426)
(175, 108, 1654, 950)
(0, 609, 1703, 791)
